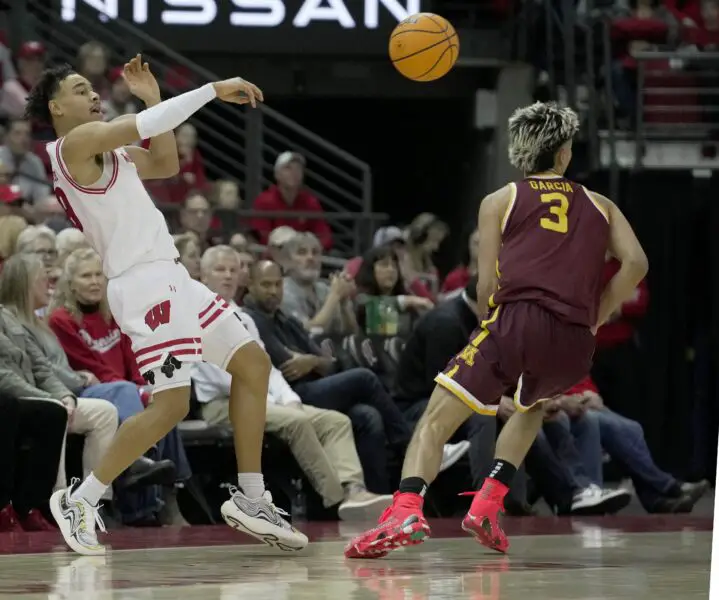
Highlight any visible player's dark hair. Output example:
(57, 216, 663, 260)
(24, 63, 76, 125)
(355, 245, 407, 296)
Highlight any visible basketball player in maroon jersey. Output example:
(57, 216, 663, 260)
(344, 102, 648, 558)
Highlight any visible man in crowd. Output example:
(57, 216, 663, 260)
(0, 119, 50, 204)
(243, 260, 468, 493)
(250, 152, 333, 250)
(281, 232, 358, 336)
(192, 246, 393, 519)
(178, 191, 213, 251)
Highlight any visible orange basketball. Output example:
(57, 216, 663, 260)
(389, 13, 459, 82)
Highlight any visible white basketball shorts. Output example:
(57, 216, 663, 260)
(106, 258, 253, 392)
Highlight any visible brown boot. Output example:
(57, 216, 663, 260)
(338, 485, 393, 521)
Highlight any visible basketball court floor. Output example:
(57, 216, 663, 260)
(0, 515, 711, 599)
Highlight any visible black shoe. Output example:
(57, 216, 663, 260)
(117, 457, 176, 491)
(680, 480, 710, 504)
(504, 499, 537, 517)
(650, 493, 696, 514)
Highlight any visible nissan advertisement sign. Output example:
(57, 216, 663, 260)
(56, 0, 427, 54)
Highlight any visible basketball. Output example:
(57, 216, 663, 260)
(389, 13, 459, 82)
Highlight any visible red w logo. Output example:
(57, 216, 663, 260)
(144, 300, 171, 332)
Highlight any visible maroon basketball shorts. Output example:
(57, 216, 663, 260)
(434, 301, 595, 414)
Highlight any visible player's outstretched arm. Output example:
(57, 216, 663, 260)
(475, 184, 512, 312)
(594, 194, 648, 331)
(61, 70, 264, 166)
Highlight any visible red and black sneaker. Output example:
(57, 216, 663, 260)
(344, 492, 430, 559)
(460, 483, 510, 553)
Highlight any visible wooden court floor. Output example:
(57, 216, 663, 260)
(0, 516, 711, 599)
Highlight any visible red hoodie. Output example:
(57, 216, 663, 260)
(48, 307, 145, 386)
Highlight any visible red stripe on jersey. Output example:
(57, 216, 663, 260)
(200, 306, 227, 330)
(135, 337, 201, 358)
(136, 347, 201, 370)
(198, 295, 223, 319)
(55, 137, 120, 195)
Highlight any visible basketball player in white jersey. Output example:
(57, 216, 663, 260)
(25, 56, 308, 555)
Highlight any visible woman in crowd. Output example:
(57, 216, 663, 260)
(0, 254, 177, 527)
(403, 213, 448, 297)
(56, 227, 90, 266)
(354, 245, 434, 337)
(48, 249, 193, 526)
(0, 392, 67, 532)
(0, 214, 27, 265)
(441, 227, 479, 299)
(173, 233, 201, 280)
(15, 225, 60, 300)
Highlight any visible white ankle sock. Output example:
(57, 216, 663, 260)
(70, 474, 108, 506)
(237, 473, 265, 499)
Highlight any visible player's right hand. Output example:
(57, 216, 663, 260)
(212, 78, 264, 108)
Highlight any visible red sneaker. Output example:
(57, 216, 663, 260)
(20, 509, 56, 532)
(0, 504, 23, 533)
(344, 492, 430, 559)
(460, 483, 510, 553)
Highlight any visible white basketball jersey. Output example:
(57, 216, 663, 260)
(47, 138, 179, 279)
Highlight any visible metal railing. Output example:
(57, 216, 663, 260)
(23, 0, 374, 256)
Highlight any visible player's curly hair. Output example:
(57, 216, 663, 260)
(24, 63, 76, 125)
(508, 102, 579, 174)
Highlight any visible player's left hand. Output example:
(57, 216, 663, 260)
(123, 54, 161, 105)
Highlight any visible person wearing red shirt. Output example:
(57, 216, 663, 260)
(441, 227, 479, 299)
(592, 257, 649, 418)
(250, 151, 333, 250)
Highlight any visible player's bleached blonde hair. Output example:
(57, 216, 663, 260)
(508, 102, 579, 174)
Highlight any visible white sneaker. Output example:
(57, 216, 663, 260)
(571, 484, 631, 515)
(439, 441, 471, 472)
(49, 480, 106, 556)
(338, 488, 393, 521)
(221, 486, 308, 551)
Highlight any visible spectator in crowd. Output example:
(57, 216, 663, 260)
(250, 152, 333, 250)
(592, 256, 649, 419)
(441, 227, 479, 299)
(403, 213, 448, 297)
(0, 41, 44, 120)
(56, 227, 89, 266)
(173, 232, 201, 280)
(281, 232, 358, 336)
(34, 193, 70, 232)
(243, 260, 467, 492)
(178, 191, 213, 251)
(101, 67, 137, 122)
(267, 225, 298, 269)
(0, 391, 67, 532)
(235, 249, 253, 305)
(48, 249, 192, 526)
(0, 119, 51, 204)
(213, 179, 242, 211)
(344, 226, 434, 301)
(144, 123, 208, 205)
(354, 245, 433, 337)
(229, 232, 249, 254)
(76, 41, 110, 99)
(15, 224, 60, 302)
(0, 183, 24, 218)
(193, 246, 393, 519)
(0, 214, 27, 263)
(560, 377, 709, 512)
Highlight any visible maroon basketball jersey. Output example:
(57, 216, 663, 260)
(492, 175, 610, 327)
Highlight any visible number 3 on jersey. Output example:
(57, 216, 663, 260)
(539, 192, 569, 233)
(54, 187, 84, 231)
